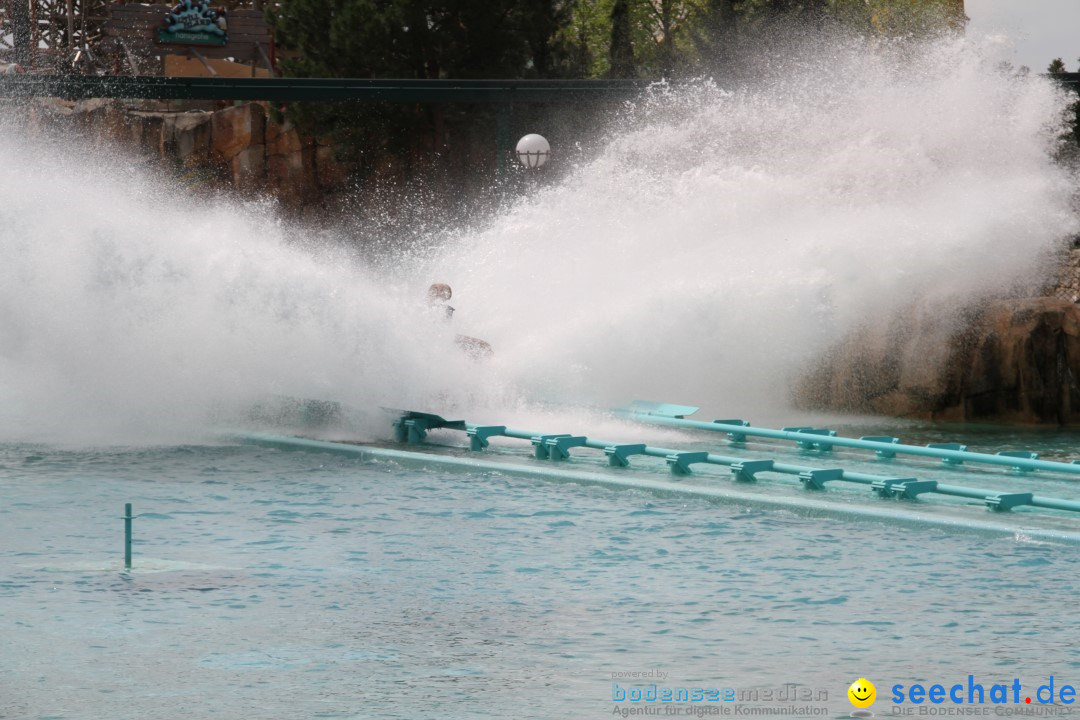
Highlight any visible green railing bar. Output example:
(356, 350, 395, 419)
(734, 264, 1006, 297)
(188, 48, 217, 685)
(458, 421, 1080, 514)
(1, 72, 1074, 102)
(1054, 72, 1080, 91)
(234, 431, 1080, 543)
(0, 75, 648, 103)
(620, 410, 1080, 477)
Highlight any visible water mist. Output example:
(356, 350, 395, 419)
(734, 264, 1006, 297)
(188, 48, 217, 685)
(0, 33, 1076, 443)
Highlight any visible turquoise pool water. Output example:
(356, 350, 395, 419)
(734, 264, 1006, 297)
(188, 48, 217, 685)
(2, 438, 1079, 720)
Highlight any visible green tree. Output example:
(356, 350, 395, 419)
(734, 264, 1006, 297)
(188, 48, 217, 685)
(686, 0, 737, 69)
(269, 0, 578, 175)
(641, 0, 692, 75)
(265, 0, 977, 189)
(731, 0, 826, 29)
(609, 0, 637, 76)
(519, 0, 579, 77)
(829, 0, 962, 36)
(1048, 58, 1066, 75)
(572, 0, 728, 79)
(272, 0, 558, 80)
(730, 0, 962, 36)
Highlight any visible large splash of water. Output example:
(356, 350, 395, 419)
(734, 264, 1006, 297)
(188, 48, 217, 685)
(0, 35, 1076, 443)
(0, 142, 487, 442)
(428, 36, 1080, 420)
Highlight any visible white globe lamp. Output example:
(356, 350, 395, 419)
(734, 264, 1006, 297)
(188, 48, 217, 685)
(515, 133, 550, 168)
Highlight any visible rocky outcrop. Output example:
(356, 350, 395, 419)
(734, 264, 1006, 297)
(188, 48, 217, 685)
(26, 98, 351, 209)
(1050, 248, 1080, 303)
(265, 119, 318, 206)
(127, 111, 167, 158)
(211, 103, 267, 191)
(211, 103, 266, 160)
(165, 110, 213, 166)
(795, 297, 1080, 425)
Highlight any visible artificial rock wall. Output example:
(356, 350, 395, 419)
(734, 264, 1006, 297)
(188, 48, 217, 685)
(27, 98, 349, 209)
(795, 292, 1080, 425)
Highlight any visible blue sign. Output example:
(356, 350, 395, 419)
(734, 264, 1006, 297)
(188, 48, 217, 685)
(158, 0, 228, 46)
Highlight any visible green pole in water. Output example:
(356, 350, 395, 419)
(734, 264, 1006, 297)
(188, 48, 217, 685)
(124, 503, 133, 569)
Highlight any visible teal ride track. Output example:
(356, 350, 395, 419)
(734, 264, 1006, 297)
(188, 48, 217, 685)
(233, 405, 1080, 545)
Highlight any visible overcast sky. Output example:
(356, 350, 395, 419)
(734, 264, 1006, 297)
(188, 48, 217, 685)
(966, 0, 1080, 73)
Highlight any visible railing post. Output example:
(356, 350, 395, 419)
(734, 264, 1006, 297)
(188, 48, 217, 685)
(496, 101, 513, 193)
(124, 503, 133, 569)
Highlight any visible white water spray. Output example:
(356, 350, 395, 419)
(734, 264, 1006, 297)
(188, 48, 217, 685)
(0, 35, 1076, 443)
(0, 141, 488, 442)
(429, 36, 1080, 420)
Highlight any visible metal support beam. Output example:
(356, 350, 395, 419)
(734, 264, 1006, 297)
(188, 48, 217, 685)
(235, 432, 1080, 545)
(0, 75, 646, 103)
(190, 49, 217, 76)
(12, 0, 32, 67)
(496, 101, 512, 190)
(621, 406, 1080, 477)
(65, 0, 75, 53)
(254, 42, 274, 77)
(118, 38, 140, 76)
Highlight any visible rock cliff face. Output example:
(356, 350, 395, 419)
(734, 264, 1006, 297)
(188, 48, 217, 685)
(1050, 248, 1080, 304)
(28, 98, 349, 210)
(795, 296, 1080, 425)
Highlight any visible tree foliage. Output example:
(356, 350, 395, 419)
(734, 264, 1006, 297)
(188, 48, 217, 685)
(271, 0, 967, 82)
(266, 0, 970, 179)
(272, 0, 577, 80)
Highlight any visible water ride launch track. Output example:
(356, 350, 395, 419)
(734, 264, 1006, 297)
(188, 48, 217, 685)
(235, 404, 1080, 545)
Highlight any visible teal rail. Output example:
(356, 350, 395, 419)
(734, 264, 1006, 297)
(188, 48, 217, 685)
(234, 431, 1080, 544)
(618, 402, 1080, 477)
(389, 411, 1080, 516)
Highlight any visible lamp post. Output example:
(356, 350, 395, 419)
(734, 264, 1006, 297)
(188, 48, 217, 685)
(515, 133, 550, 169)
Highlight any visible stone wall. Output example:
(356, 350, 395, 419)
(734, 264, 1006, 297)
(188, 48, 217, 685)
(1050, 248, 1080, 303)
(794, 295, 1080, 425)
(791, 239, 1080, 425)
(29, 98, 350, 209)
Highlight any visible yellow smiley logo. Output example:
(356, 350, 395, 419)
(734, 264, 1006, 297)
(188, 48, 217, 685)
(848, 678, 876, 708)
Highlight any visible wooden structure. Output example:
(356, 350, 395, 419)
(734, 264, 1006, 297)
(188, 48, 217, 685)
(0, 0, 111, 70)
(0, 0, 271, 74)
(101, 3, 273, 76)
